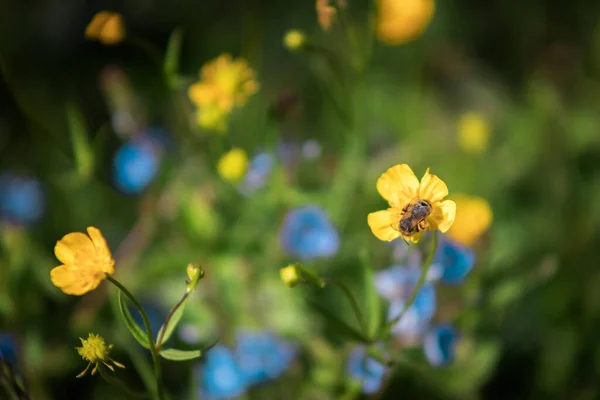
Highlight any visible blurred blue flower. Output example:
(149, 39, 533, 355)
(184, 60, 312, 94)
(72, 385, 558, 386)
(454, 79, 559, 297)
(279, 205, 340, 261)
(0, 173, 44, 225)
(0, 334, 18, 367)
(131, 300, 166, 339)
(276, 139, 300, 170)
(432, 237, 475, 284)
(235, 330, 296, 385)
(198, 345, 247, 399)
(347, 346, 386, 394)
(387, 283, 436, 338)
(240, 153, 274, 195)
(423, 325, 460, 367)
(113, 128, 169, 195)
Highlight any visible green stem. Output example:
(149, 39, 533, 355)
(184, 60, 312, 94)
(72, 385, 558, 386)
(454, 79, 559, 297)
(380, 231, 438, 338)
(107, 276, 164, 400)
(325, 279, 368, 337)
(156, 292, 189, 350)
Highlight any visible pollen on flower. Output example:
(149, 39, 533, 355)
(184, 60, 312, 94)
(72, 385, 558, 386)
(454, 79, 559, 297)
(76, 333, 125, 378)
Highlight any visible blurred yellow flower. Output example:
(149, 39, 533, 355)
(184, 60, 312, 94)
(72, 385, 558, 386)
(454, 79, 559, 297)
(457, 112, 491, 154)
(447, 194, 492, 246)
(217, 148, 249, 183)
(284, 30, 306, 50)
(85, 11, 125, 45)
(50, 227, 115, 296)
(316, 0, 337, 31)
(76, 333, 125, 378)
(188, 54, 259, 131)
(376, 0, 435, 45)
(368, 164, 456, 243)
(280, 265, 301, 288)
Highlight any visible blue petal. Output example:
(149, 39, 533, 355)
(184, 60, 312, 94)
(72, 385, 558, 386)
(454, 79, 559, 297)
(113, 140, 160, 195)
(435, 239, 475, 284)
(347, 346, 386, 394)
(199, 345, 247, 399)
(0, 173, 45, 225)
(0, 334, 18, 367)
(423, 325, 460, 367)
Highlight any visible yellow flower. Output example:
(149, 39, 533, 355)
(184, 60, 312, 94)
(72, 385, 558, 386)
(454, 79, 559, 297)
(447, 194, 492, 246)
(196, 103, 229, 132)
(284, 30, 306, 50)
(50, 227, 115, 296)
(76, 333, 125, 378)
(376, 0, 435, 45)
(280, 265, 301, 288)
(368, 164, 456, 243)
(217, 148, 248, 183)
(457, 112, 491, 154)
(85, 11, 125, 45)
(316, 0, 337, 31)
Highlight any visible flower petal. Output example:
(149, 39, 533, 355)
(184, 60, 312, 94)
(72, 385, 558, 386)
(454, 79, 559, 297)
(427, 200, 456, 233)
(86, 227, 115, 274)
(367, 209, 402, 242)
(376, 164, 419, 208)
(54, 232, 94, 265)
(419, 168, 449, 204)
(50, 265, 103, 296)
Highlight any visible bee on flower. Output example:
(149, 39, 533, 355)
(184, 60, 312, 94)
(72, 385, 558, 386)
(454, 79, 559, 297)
(368, 164, 456, 243)
(76, 333, 125, 378)
(188, 54, 259, 132)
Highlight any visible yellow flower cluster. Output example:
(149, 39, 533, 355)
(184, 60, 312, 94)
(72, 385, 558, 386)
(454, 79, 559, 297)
(50, 227, 115, 295)
(76, 333, 125, 378)
(85, 11, 125, 45)
(188, 54, 259, 132)
(376, 0, 435, 45)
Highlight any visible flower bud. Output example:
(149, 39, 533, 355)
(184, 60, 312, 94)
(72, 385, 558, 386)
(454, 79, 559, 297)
(186, 263, 205, 293)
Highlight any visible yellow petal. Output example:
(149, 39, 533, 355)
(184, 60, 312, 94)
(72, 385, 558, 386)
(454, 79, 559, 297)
(85, 11, 112, 39)
(447, 194, 493, 246)
(50, 265, 103, 296)
(86, 227, 115, 274)
(376, 164, 419, 208)
(54, 232, 94, 265)
(367, 209, 402, 242)
(419, 168, 449, 204)
(405, 231, 424, 243)
(426, 200, 456, 233)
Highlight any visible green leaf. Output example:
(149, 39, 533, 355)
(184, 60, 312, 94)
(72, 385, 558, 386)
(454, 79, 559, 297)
(308, 300, 371, 343)
(65, 103, 94, 179)
(360, 249, 381, 339)
(117, 291, 151, 349)
(163, 28, 184, 87)
(159, 348, 203, 362)
(157, 302, 186, 347)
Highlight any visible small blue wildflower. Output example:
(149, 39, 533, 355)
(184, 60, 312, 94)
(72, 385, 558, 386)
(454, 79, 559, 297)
(198, 345, 247, 399)
(433, 237, 475, 284)
(347, 346, 386, 394)
(0, 173, 44, 225)
(240, 153, 274, 195)
(279, 205, 340, 261)
(423, 325, 460, 367)
(113, 130, 167, 194)
(387, 283, 436, 338)
(0, 334, 18, 367)
(235, 330, 296, 385)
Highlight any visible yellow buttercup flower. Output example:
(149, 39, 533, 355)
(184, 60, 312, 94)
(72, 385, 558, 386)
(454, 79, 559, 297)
(457, 112, 491, 154)
(368, 164, 456, 243)
(376, 0, 435, 45)
(76, 333, 125, 378)
(85, 11, 125, 45)
(217, 148, 249, 183)
(284, 30, 306, 50)
(447, 194, 492, 246)
(50, 227, 115, 296)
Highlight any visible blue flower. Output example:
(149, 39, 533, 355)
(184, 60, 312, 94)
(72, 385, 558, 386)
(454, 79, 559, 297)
(423, 325, 460, 367)
(0, 334, 18, 367)
(279, 206, 340, 261)
(235, 331, 296, 385)
(240, 153, 274, 195)
(0, 173, 44, 225)
(433, 237, 475, 284)
(387, 283, 436, 338)
(198, 345, 247, 399)
(347, 346, 386, 394)
(112, 129, 168, 195)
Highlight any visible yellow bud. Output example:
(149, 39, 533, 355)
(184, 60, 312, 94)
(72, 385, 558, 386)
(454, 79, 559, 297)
(186, 263, 205, 293)
(217, 148, 248, 183)
(280, 265, 302, 288)
(284, 30, 306, 50)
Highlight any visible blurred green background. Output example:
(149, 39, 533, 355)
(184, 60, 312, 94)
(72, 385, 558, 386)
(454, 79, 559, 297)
(2, 0, 600, 399)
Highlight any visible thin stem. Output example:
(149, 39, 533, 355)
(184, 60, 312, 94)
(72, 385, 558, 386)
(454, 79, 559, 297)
(107, 276, 164, 400)
(325, 279, 368, 337)
(156, 292, 189, 350)
(97, 364, 149, 399)
(381, 231, 438, 337)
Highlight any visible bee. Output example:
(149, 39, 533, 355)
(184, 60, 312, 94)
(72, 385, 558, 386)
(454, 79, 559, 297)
(397, 198, 432, 240)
